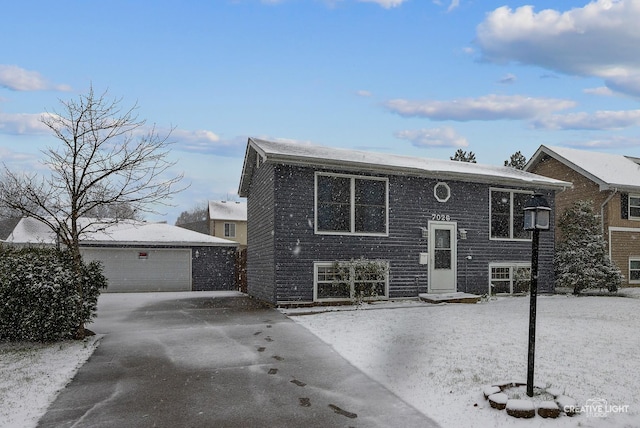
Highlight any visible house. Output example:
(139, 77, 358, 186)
(3, 217, 238, 292)
(526, 144, 640, 287)
(208, 201, 247, 248)
(238, 138, 570, 305)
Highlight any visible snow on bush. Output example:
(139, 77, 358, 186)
(0, 246, 107, 342)
(554, 200, 622, 294)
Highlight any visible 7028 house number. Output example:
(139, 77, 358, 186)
(431, 213, 451, 221)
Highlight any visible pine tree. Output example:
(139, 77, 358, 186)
(554, 200, 621, 294)
(450, 149, 476, 163)
(504, 151, 527, 169)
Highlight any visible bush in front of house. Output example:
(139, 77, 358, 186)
(0, 246, 107, 342)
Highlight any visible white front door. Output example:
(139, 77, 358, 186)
(428, 221, 457, 293)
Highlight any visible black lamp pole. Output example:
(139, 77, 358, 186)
(523, 193, 550, 398)
(526, 228, 540, 397)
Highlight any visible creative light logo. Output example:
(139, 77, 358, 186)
(564, 398, 630, 418)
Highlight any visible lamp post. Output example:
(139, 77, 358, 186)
(523, 193, 551, 397)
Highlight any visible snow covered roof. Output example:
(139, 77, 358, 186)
(526, 145, 640, 192)
(208, 201, 247, 221)
(239, 138, 571, 196)
(4, 217, 237, 247)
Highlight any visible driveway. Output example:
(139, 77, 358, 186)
(38, 292, 439, 428)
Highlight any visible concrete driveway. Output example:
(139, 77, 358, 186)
(38, 292, 439, 428)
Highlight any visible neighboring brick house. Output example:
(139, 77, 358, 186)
(238, 138, 570, 305)
(526, 145, 640, 287)
(208, 201, 247, 248)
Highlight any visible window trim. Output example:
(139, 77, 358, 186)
(629, 257, 640, 284)
(628, 195, 640, 220)
(224, 222, 236, 238)
(434, 182, 451, 203)
(314, 172, 389, 236)
(313, 260, 389, 302)
(489, 188, 533, 241)
(489, 262, 532, 295)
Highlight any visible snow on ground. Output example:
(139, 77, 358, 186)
(0, 337, 100, 428)
(0, 291, 234, 428)
(1, 289, 638, 428)
(289, 292, 640, 428)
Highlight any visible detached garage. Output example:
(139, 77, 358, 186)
(81, 248, 193, 292)
(4, 217, 238, 292)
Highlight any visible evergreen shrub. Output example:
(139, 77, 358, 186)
(0, 246, 107, 342)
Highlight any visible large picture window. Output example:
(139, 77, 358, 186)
(314, 260, 389, 301)
(316, 173, 388, 235)
(490, 189, 531, 240)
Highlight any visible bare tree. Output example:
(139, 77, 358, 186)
(175, 201, 209, 226)
(0, 86, 185, 335)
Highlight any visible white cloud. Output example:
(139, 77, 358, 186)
(499, 73, 517, 84)
(583, 86, 614, 96)
(0, 112, 50, 134)
(357, 0, 407, 8)
(385, 94, 575, 121)
(563, 135, 640, 149)
(356, 89, 373, 97)
(394, 127, 468, 148)
(476, 1, 640, 96)
(532, 109, 640, 130)
(0, 65, 71, 92)
(171, 129, 247, 156)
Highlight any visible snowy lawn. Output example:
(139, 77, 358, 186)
(0, 336, 100, 428)
(289, 291, 640, 428)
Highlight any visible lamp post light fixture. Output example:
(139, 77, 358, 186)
(523, 193, 551, 397)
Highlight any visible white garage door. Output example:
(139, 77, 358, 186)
(81, 248, 192, 292)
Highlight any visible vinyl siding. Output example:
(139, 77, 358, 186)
(246, 163, 277, 303)
(265, 164, 556, 303)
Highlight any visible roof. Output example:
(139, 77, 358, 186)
(238, 138, 571, 196)
(526, 145, 640, 192)
(208, 201, 247, 221)
(4, 217, 237, 247)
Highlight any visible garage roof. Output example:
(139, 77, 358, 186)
(4, 217, 237, 247)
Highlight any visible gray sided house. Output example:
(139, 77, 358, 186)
(238, 138, 571, 306)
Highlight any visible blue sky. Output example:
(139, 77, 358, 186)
(2, 0, 640, 222)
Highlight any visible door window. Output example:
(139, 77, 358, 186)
(434, 229, 452, 269)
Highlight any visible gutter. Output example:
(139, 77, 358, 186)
(601, 188, 618, 259)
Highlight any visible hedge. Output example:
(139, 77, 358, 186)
(0, 246, 107, 342)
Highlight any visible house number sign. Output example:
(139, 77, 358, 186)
(431, 213, 451, 221)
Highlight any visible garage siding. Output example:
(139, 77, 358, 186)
(81, 247, 192, 292)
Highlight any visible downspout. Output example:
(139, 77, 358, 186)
(601, 188, 618, 260)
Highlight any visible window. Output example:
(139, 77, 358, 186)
(490, 189, 531, 240)
(434, 182, 451, 202)
(224, 222, 236, 238)
(629, 195, 640, 219)
(490, 264, 531, 294)
(315, 173, 388, 235)
(314, 260, 389, 301)
(629, 258, 640, 284)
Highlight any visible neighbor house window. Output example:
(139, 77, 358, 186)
(490, 264, 531, 294)
(315, 173, 388, 235)
(629, 195, 640, 219)
(629, 258, 640, 284)
(314, 260, 389, 301)
(224, 222, 236, 238)
(490, 189, 531, 240)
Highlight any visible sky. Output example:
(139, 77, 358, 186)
(2, 0, 640, 223)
